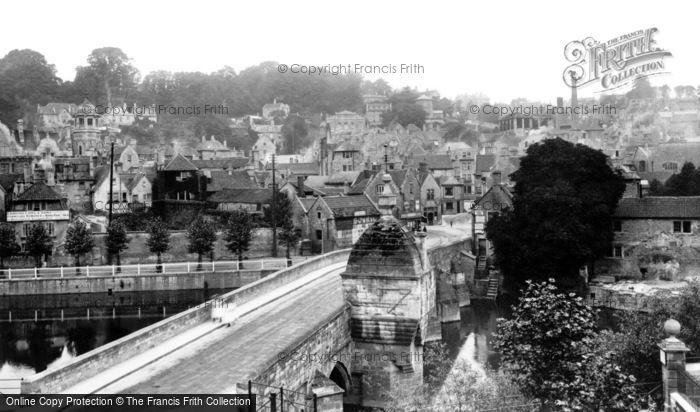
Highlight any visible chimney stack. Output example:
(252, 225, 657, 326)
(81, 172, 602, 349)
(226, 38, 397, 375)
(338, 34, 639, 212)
(297, 175, 305, 198)
(492, 170, 502, 186)
(418, 161, 428, 174)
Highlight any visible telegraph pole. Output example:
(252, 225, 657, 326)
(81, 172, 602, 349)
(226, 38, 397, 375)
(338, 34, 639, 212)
(108, 138, 115, 225)
(383, 144, 388, 172)
(271, 154, 278, 257)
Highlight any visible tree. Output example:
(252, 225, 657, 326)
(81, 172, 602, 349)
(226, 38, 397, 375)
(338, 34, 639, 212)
(186, 216, 217, 270)
(0, 49, 61, 126)
(278, 217, 301, 265)
(105, 221, 130, 270)
(64, 220, 95, 271)
(224, 210, 254, 266)
(485, 138, 626, 290)
(146, 218, 170, 272)
(494, 280, 641, 411)
(73, 47, 139, 106)
(661, 161, 700, 196)
(24, 224, 53, 267)
(675, 85, 685, 99)
(264, 191, 293, 228)
(626, 77, 655, 100)
(0, 223, 20, 269)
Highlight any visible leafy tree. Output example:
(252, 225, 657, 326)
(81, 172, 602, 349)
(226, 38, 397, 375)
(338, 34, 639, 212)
(25, 224, 53, 267)
(495, 280, 641, 411)
(105, 221, 130, 269)
(64, 221, 95, 270)
(146, 217, 170, 271)
(381, 87, 427, 128)
(264, 191, 293, 228)
(626, 77, 655, 100)
(281, 115, 309, 154)
(661, 162, 700, 196)
(186, 216, 217, 270)
(675, 85, 685, 99)
(73, 47, 139, 106)
(485, 138, 626, 290)
(0, 223, 20, 269)
(224, 210, 254, 265)
(0, 49, 61, 126)
(648, 178, 665, 195)
(278, 217, 301, 265)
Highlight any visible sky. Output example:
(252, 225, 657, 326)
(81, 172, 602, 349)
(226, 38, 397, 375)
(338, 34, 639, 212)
(1, 0, 697, 104)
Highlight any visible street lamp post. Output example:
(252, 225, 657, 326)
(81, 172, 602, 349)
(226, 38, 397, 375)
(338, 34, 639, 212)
(271, 154, 277, 257)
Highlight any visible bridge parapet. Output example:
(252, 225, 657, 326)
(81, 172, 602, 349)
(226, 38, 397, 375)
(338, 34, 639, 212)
(20, 250, 352, 395)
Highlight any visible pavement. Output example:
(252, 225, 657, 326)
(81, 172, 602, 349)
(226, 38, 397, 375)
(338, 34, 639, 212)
(425, 213, 472, 249)
(61, 262, 347, 394)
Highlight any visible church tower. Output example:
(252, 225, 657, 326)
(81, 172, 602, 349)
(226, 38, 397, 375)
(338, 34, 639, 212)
(72, 98, 103, 157)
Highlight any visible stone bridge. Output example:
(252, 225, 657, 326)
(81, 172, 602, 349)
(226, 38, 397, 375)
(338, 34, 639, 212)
(20, 217, 473, 411)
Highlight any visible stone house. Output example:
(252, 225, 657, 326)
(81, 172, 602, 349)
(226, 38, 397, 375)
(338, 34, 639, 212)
(596, 196, 700, 281)
(307, 195, 380, 253)
(470, 183, 513, 260)
(417, 164, 443, 225)
(7, 182, 71, 259)
(208, 188, 273, 214)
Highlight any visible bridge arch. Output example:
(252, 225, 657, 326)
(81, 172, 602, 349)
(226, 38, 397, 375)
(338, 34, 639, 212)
(329, 361, 351, 393)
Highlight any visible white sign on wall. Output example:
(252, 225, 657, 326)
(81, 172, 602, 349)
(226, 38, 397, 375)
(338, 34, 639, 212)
(7, 210, 70, 222)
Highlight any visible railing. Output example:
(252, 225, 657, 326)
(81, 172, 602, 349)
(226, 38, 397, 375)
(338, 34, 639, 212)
(2, 305, 179, 323)
(248, 380, 316, 412)
(0, 378, 23, 394)
(679, 368, 700, 407)
(0, 257, 309, 280)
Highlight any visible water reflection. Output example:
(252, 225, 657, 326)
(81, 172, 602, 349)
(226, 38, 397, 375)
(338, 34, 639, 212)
(0, 288, 232, 379)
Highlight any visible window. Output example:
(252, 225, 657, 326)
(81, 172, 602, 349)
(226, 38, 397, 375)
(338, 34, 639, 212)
(316, 229, 323, 240)
(87, 118, 93, 126)
(638, 161, 646, 172)
(674, 220, 692, 233)
(23, 223, 31, 237)
(446, 202, 453, 211)
(613, 246, 622, 257)
(613, 220, 622, 232)
(409, 183, 414, 194)
(445, 187, 453, 197)
(376, 185, 384, 194)
(343, 152, 353, 159)
(317, 212, 322, 219)
(427, 189, 435, 200)
(662, 162, 679, 171)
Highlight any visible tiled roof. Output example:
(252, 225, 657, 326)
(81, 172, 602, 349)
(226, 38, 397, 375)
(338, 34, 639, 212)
(414, 154, 453, 170)
(298, 197, 317, 213)
(37, 103, 77, 115)
(388, 169, 408, 187)
(322, 195, 380, 218)
(208, 170, 258, 191)
(192, 158, 249, 170)
(15, 182, 63, 201)
(326, 171, 361, 185)
(0, 174, 22, 193)
(266, 162, 319, 175)
(475, 154, 496, 173)
(164, 154, 198, 171)
(208, 188, 273, 204)
(333, 143, 361, 152)
(348, 177, 372, 195)
(473, 185, 513, 210)
(615, 197, 700, 219)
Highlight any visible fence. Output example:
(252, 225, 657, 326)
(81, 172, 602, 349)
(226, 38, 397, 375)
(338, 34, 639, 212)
(0, 257, 308, 280)
(247, 381, 317, 412)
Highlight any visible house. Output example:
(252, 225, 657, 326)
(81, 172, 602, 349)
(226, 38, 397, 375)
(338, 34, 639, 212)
(152, 154, 207, 220)
(330, 143, 363, 173)
(206, 170, 258, 196)
(470, 182, 513, 264)
(7, 182, 70, 260)
(326, 111, 366, 136)
(409, 154, 454, 177)
(417, 163, 443, 225)
(92, 166, 130, 214)
(195, 135, 232, 160)
(124, 173, 153, 207)
(262, 100, 290, 119)
(265, 162, 319, 180)
(53, 157, 93, 212)
(438, 175, 468, 215)
(116, 144, 141, 172)
(208, 188, 273, 214)
(251, 134, 277, 164)
(631, 142, 700, 184)
(307, 195, 380, 253)
(0, 174, 22, 221)
(37, 103, 77, 127)
(596, 196, 700, 281)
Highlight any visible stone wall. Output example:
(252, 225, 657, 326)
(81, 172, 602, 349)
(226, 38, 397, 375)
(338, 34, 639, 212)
(596, 218, 700, 281)
(0, 269, 274, 296)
